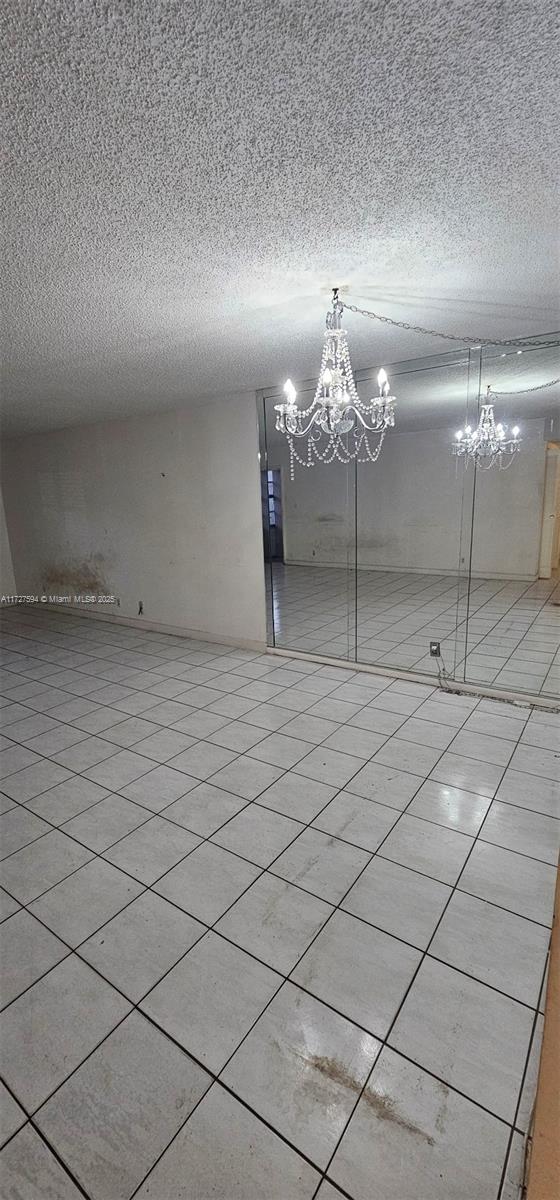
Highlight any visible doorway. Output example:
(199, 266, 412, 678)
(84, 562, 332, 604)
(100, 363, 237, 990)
(261, 469, 284, 562)
(539, 442, 560, 578)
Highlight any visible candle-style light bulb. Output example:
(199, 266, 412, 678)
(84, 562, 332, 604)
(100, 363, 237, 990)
(283, 379, 297, 406)
(377, 368, 388, 394)
(322, 367, 333, 388)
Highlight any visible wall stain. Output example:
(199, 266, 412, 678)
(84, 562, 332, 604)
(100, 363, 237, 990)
(357, 536, 395, 550)
(42, 552, 109, 594)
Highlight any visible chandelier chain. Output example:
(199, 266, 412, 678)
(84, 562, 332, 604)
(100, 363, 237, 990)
(340, 301, 558, 350)
(491, 378, 560, 395)
(275, 290, 554, 475)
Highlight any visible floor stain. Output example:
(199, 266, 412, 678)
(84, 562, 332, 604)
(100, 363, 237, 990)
(328, 813, 354, 837)
(362, 1089, 436, 1146)
(434, 1080, 449, 1134)
(292, 1052, 437, 1147)
(261, 896, 281, 928)
(294, 1051, 363, 1095)
(292, 853, 322, 885)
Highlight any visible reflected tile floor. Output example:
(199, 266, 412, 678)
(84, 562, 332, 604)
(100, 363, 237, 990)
(0, 607, 559, 1200)
(268, 563, 560, 698)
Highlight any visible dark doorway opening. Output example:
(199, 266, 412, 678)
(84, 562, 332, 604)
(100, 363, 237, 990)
(261, 469, 284, 561)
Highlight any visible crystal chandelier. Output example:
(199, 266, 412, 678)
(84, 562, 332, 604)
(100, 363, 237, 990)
(453, 386, 521, 470)
(275, 289, 396, 477)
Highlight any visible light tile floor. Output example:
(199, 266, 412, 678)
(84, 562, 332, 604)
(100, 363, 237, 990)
(0, 606, 559, 1200)
(268, 563, 560, 698)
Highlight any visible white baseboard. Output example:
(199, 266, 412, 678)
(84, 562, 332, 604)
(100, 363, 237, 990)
(40, 603, 266, 652)
(268, 646, 560, 711)
(283, 559, 538, 582)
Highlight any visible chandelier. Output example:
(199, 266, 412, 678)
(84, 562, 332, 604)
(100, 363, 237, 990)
(275, 289, 396, 477)
(453, 386, 521, 470)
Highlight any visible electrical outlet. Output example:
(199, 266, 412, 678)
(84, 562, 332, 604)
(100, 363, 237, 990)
(430, 641, 441, 657)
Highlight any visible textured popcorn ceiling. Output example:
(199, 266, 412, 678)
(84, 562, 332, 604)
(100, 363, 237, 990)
(1, 0, 559, 434)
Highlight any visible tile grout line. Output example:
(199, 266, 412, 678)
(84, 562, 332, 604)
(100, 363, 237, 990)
(309, 732, 542, 1198)
(493, 952, 551, 1200)
(1, 638, 556, 1002)
(0, 610, 557, 1198)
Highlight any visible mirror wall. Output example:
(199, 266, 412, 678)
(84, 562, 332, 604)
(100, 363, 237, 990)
(259, 337, 560, 702)
(260, 379, 357, 661)
(455, 339, 560, 697)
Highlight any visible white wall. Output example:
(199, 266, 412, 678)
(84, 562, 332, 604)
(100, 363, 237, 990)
(1, 394, 267, 645)
(267, 420, 546, 579)
(470, 420, 546, 578)
(0, 489, 16, 595)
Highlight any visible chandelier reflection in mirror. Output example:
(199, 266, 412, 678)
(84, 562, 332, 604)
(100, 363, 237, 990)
(275, 290, 396, 478)
(453, 386, 521, 470)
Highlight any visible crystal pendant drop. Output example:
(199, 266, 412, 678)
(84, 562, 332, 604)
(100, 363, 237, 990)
(453, 386, 521, 469)
(275, 290, 396, 478)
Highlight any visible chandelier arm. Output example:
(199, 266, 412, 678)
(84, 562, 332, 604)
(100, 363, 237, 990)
(340, 301, 559, 350)
(293, 413, 329, 438)
(285, 405, 394, 439)
(349, 406, 393, 431)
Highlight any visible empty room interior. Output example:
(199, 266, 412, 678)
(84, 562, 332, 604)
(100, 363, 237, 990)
(1, 2, 559, 1199)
